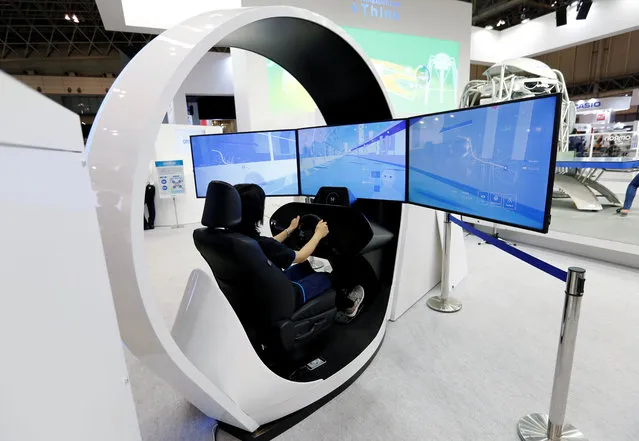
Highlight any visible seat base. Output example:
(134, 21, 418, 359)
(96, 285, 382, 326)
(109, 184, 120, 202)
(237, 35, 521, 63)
(218, 335, 384, 441)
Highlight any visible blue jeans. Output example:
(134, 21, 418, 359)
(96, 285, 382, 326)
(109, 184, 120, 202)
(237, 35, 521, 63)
(623, 174, 639, 210)
(284, 262, 332, 305)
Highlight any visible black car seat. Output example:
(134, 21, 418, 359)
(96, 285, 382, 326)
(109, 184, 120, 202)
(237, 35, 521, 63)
(193, 181, 337, 356)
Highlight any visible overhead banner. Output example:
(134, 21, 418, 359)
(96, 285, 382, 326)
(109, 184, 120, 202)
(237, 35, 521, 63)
(155, 160, 185, 199)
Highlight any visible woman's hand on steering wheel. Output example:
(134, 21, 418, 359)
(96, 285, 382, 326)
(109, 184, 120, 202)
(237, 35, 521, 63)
(315, 220, 329, 239)
(288, 215, 300, 232)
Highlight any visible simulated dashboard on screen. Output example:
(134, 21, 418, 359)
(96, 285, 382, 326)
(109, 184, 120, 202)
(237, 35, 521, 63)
(408, 95, 560, 232)
(190, 130, 298, 197)
(298, 120, 407, 201)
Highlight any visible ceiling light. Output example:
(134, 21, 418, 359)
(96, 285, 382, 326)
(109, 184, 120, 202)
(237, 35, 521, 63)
(72, 14, 79, 23)
(485, 25, 494, 30)
(64, 14, 71, 20)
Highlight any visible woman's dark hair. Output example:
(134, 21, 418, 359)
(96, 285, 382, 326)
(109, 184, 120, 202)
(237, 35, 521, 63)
(233, 183, 265, 238)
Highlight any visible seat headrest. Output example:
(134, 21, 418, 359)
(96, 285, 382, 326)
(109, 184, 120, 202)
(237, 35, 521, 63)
(201, 181, 242, 228)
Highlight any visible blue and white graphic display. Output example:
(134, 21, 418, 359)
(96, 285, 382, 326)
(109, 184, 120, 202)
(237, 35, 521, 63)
(298, 120, 407, 201)
(408, 95, 559, 231)
(191, 130, 298, 197)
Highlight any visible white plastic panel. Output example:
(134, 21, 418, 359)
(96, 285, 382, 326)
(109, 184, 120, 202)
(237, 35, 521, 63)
(0, 71, 84, 152)
(0, 74, 141, 441)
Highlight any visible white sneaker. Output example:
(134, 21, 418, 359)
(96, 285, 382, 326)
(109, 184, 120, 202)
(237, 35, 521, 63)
(345, 285, 365, 318)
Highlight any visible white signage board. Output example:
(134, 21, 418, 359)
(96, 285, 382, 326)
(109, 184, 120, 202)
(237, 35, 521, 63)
(155, 160, 185, 199)
(573, 96, 632, 114)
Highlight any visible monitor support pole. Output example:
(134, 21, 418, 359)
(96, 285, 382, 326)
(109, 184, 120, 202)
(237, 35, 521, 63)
(427, 212, 462, 313)
(171, 196, 183, 229)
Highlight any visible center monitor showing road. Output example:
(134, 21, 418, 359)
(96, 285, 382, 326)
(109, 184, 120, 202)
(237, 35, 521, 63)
(298, 120, 407, 201)
(408, 94, 560, 232)
(191, 130, 298, 197)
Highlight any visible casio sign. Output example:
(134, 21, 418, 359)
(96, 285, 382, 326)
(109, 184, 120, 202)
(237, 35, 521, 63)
(576, 101, 601, 110)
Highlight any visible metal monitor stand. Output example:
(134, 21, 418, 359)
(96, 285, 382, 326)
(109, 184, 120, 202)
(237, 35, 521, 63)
(171, 196, 183, 229)
(427, 212, 462, 313)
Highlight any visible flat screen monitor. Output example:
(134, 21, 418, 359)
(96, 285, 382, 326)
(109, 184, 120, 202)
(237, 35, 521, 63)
(190, 130, 299, 197)
(408, 94, 561, 233)
(298, 120, 407, 201)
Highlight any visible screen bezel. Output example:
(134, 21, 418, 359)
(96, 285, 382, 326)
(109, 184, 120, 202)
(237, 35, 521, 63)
(296, 118, 408, 201)
(406, 93, 562, 234)
(189, 128, 301, 199)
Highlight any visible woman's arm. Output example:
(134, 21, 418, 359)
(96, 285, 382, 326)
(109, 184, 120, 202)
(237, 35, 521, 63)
(274, 216, 300, 243)
(293, 220, 329, 264)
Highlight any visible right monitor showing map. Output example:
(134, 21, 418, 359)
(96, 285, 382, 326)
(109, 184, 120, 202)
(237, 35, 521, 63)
(408, 94, 562, 233)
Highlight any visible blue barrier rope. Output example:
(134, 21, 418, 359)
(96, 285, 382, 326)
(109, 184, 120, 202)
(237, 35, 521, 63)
(449, 216, 568, 282)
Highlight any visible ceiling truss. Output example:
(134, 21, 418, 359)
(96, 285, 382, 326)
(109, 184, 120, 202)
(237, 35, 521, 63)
(0, 0, 154, 60)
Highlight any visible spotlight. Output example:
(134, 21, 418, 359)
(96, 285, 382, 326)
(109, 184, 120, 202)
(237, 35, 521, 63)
(64, 13, 71, 20)
(576, 0, 592, 20)
(485, 24, 494, 30)
(556, 5, 568, 26)
(72, 14, 79, 23)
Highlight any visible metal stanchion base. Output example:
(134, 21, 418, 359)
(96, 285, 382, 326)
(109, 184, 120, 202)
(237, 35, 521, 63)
(426, 296, 462, 313)
(171, 225, 184, 229)
(517, 414, 588, 441)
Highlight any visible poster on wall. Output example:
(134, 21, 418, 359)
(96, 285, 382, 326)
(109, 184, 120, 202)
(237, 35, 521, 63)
(155, 160, 186, 199)
(266, 26, 459, 117)
(174, 127, 205, 153)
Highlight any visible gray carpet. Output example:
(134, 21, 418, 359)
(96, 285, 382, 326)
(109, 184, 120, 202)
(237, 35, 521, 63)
(550, 198, 638, 245)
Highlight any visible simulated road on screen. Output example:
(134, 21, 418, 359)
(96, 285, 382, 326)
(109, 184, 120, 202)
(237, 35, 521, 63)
(298, 120, 407, 201)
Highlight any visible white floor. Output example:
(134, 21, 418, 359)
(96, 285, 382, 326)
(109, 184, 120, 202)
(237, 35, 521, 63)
(128, 224, 639, 441)
(550, 198, 639, 246)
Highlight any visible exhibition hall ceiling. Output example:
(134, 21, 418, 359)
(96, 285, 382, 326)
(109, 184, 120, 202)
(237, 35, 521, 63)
(0, 0, 154, 61)
(472, 0, 558, 30)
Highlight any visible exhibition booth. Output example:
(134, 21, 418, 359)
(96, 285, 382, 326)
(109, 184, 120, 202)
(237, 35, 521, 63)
(5, 1, 639, 441)
(85, 3, 589, 440)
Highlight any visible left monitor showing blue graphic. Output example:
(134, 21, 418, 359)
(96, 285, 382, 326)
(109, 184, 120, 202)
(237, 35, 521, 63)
(190, 130, 299, 197)
(298, 120, 407, 201)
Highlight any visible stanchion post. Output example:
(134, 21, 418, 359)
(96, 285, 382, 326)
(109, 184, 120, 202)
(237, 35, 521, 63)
(427, 212, 462, 313)
(517, 267, 587, 441)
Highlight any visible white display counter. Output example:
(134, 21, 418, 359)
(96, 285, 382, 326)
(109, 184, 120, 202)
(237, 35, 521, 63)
(0, 72, 142, 441)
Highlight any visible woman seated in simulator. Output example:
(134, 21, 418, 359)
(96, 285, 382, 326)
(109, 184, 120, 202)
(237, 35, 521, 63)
(232, 183, 364, 318)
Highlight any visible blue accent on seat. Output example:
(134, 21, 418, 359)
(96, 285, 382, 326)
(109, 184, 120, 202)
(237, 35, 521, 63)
(292, 281, 306, 304)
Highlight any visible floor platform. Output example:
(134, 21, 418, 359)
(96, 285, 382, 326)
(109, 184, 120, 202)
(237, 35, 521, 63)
(127, 226, 639, 441)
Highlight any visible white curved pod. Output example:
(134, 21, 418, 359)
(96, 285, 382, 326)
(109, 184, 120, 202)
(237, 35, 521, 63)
(172, 269, 387, 424)
(86, 6, 393, 431)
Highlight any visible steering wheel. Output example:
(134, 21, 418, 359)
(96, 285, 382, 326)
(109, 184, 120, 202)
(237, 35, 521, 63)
(296, 214, 321, 247)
